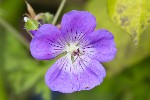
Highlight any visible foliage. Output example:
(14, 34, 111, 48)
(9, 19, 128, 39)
(108, 0, 150, 46)
(1, 23, 52, 100)
(0, 0, 150, 100)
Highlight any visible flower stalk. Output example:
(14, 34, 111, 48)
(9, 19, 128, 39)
(52, 0, 67, 25)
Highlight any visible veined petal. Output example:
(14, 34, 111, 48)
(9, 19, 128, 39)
(31, 24, 59, 36)
(45, 54, 106, 93)
(45, 54, 79, 93)
(73, 55, 106, 91)
(61, 10, 96, 42)
(80, 29, 117, 62)
(30, 24, 66, 60)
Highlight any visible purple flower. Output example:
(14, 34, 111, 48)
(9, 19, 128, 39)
(30, 10, 117, 93)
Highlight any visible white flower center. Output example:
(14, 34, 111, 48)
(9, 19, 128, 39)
(66, 43, 79, 55)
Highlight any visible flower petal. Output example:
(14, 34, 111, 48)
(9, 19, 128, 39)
(30, 24, 66, 60)
(45, 54, 79, 93)
(73, 55, 106, 91)
(61, 10, 96, 42)
(45, 54, 106, 93)
(80, 29, 117, 62)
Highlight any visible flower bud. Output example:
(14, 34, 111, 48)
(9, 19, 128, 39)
(24, 17, 40, 36)
(35, 12, 54, 24)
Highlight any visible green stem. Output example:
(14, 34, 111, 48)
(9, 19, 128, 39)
(0, 18, 29, 49)
(52, 0, 67, 25)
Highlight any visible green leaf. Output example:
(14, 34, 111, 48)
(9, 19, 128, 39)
(107, 0, 150, 46)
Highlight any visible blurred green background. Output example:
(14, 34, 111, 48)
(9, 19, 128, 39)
(0, 0, 150, 100)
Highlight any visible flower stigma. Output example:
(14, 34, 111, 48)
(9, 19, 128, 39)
(66, 42, 80, 56)
(65, 42, 83, 63)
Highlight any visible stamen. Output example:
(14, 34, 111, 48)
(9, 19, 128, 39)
(66, 42, 79, 54)
(73, 48, 80, 56)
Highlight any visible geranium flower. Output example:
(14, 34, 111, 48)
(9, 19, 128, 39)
(30, 10, 117, 93)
